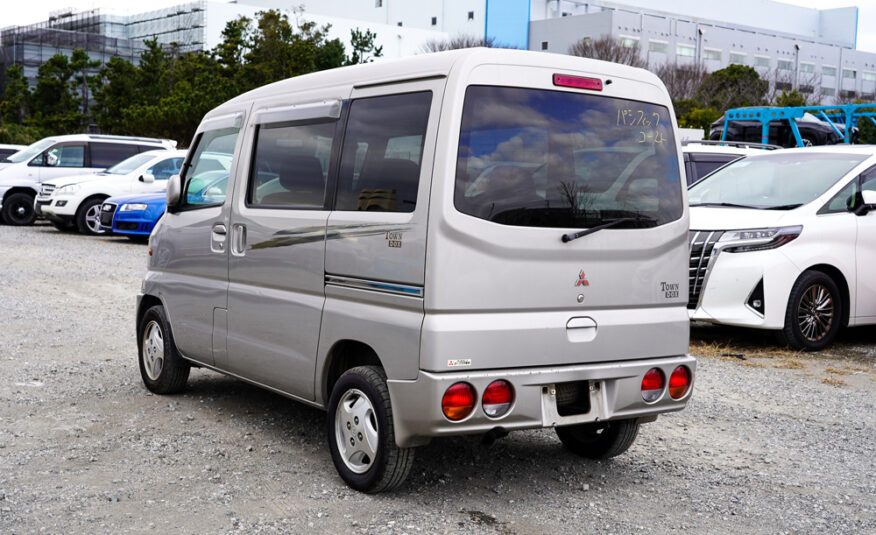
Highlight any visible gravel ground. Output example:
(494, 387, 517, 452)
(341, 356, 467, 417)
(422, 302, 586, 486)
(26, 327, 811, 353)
(1, 222, 874, 534)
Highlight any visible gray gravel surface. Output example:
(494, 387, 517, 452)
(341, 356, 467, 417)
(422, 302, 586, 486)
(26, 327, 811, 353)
(1, 223, 874, 534)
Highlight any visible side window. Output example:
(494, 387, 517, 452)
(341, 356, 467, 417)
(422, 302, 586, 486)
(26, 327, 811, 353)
(247, 121, 335, 208)
(182, 128, 239, 207)
(335, 92, 432, 212)
(146, 157, 183, 181)
(821, 180, 857, 213)
(38, 143, 86, 167)
(90, 143, 139, 168)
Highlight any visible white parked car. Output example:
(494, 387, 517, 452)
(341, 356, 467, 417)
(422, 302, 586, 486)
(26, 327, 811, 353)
(687, 146, 876, 350)
(39, 150, 186, 235)
(681, 140, 780, 185)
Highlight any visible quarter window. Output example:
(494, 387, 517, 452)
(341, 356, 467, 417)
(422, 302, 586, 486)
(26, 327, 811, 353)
(182, 128, 238, 207)
(247, 122, 335, 208)
(335, 92, 432, 212)
(90, 143, 139, 168)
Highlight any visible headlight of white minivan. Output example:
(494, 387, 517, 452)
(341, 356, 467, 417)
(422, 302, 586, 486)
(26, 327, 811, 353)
(54, 184, 80, 196)
(719, 226, 803, 253)
(120, 203, 148, 212)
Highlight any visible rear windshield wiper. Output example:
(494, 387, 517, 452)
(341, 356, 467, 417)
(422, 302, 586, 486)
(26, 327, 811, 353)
(561, 215, 657, 243)
(689, 202, 759, 209)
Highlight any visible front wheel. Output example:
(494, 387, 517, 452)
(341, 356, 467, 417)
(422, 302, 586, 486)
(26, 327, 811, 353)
(327, 366, 414, 493)
(137, 305, 190, 394)
(779, 271, 841, 351)
(1, 192, 36, 226)
(556, 419, 639, 459)
(76, 198, 106, 235)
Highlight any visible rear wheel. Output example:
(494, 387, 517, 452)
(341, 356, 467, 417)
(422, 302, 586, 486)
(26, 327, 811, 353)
(327, 366, 414, 493)
(137, 305, 190, 394)
(556, 419, 639, 459)
(76, 198, 106, 235)
(1, 192, 36, 226)
(779, 271, 841, 351)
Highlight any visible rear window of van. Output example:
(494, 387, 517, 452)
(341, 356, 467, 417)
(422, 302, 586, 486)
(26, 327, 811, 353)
(454, 86, 683, 229)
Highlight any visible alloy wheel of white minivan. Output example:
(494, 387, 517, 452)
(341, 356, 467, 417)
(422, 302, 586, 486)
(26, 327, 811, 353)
(781, 271, 842, 351)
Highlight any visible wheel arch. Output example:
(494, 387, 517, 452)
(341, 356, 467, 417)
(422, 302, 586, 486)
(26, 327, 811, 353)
(321, 340, 383, 405)
(75, 193, 110, 218)
(136, 294, 165, 351)
(800, 264, 850, 327)
(2, 186, 37, 201)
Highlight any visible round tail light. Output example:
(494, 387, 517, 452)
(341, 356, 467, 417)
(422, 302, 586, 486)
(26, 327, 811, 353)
(641, 368, 665, 403)
(442, 382, 475, 421)
(482, 380, 514, 418)
(669, 366, 691, 399)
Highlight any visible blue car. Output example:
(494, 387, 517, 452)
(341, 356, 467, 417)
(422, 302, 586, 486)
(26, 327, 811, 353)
(99, 192, 166, 240)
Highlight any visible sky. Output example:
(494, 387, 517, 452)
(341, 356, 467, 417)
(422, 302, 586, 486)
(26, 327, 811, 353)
(4, 1, 876, 52)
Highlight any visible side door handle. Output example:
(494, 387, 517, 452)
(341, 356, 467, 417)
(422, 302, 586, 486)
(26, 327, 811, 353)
(231, 223, 247, 256)
(211, 223, 227, 253)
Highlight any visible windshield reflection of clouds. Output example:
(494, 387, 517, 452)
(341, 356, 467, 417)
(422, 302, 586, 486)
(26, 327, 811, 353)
(455, 86, 682, 228)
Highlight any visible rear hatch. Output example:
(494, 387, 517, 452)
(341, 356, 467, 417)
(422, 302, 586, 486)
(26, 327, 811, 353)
(422, 75, 689, 372)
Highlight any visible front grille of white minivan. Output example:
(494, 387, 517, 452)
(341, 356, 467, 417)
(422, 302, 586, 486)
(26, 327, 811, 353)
(688, 230, 725, 309)
(39, 184, 55, 197)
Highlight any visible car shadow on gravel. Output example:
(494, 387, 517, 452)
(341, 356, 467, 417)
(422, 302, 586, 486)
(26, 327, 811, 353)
(179, 370, 643, 499)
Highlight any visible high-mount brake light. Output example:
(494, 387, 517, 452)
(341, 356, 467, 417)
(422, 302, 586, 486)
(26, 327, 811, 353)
(669, 366, 692, 399)
(442, 382, 476, 421)
(482, 380, 514, 418)
(553, 74, 603, 91)
(641, 368, 665, 403)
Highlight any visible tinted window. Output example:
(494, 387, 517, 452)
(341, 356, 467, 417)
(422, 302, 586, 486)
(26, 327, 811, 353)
(455, 86, 682, 228)
(105, 153, 154, 175)
(0, 148, 18, 159)
(335, 92, 432, 212)
(43, 143, 85, 168)
(91, 143, 139, 168)
(689, 156, 738, 185)
(248, 122, 335, 208)
(183, 128, 238, 207)
(146, 157, 183, 180)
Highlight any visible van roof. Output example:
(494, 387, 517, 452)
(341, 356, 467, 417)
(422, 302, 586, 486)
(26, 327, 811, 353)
(213, 47, 668, 115)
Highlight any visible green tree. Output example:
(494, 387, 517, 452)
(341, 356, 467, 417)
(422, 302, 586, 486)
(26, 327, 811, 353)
(678, 107, 721, 137)
(695, 65, 768, 112)
(30, 53, 84, 133)
(0, 65, 31, 124)
(346, 28, 382, 65)
(775, 89, 807, 107)
(70, 49, 100, 117)
(91, 57, 139, 134)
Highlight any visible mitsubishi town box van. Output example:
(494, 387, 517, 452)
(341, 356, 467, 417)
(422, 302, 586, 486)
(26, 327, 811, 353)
(137, 48, 695, 493)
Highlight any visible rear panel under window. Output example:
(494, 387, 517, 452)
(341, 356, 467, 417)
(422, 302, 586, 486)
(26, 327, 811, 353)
(454, 86, 683, 228)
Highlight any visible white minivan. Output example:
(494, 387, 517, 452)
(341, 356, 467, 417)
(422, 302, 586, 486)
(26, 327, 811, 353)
(137, 48, 695, 492)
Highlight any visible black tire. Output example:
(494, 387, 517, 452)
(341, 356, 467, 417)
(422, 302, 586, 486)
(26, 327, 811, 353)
(779, 270, 842, 351)
(76, 197, 106, 235)
(556, 419, 639, 459)
(327, 366, 414, 493)
(137, 305, 190, 394)
(1, 192, 36, 226)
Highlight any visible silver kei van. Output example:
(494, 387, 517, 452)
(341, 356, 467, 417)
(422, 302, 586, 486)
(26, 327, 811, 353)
(137, 48, 695, 493)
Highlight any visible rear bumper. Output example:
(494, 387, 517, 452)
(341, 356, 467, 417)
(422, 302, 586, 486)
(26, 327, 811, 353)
(387, 354, 695, 448)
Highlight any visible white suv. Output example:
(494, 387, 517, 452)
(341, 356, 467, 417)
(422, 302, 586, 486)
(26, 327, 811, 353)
(39, 150, 186, 235)
(0, 134, 176, 226)
(687, 146, 876, 350)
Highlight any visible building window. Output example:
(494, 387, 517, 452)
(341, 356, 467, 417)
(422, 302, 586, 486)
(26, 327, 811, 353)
(862, 72, 876, 82)
(775, 82, 792, 91)
(823, 66, 837, 77)
(676, 44, 695, 57)
(648, 40, 667, 54)
(619, 36, 638, 48)
(799, 62, 815, 73)
(375, 0, 382, 7)
(843, 69, 856, 79)
(431, 16, 437, 26)
(822, 87, 836, 97)
(799, 85, 814, 94)
(777, 59, 793, 71)
(729, 52, 746, 65)
(703, 48, 721, 61)
(541, 41, 548, 50)
(397, 21, 403, 26)
(754, 56, 770, 68)
(468, 11, 474, 20)
(841, 89, 857, 98)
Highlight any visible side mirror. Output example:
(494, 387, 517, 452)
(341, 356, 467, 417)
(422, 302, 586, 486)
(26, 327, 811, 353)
(166, 174, 182, 213)
(139, 173, 155, 183)
(855, 190, 876, 216)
